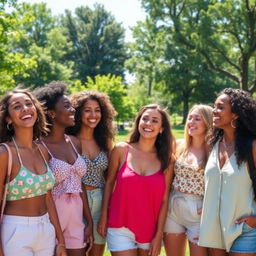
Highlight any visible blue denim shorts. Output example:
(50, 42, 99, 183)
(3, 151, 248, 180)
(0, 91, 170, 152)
(230, 222, 256, 253)
(86, 188, 106, 245)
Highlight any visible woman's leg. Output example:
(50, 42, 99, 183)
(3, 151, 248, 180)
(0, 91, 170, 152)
(189, 241, 209, 256)
(88, 244, 105, 256)
(229, 252, 256, 256)
(163, 232, 187, 256)
(66, 248, 86, 256)
(209, 248, 228, 256)
(111, 249, 138, 256)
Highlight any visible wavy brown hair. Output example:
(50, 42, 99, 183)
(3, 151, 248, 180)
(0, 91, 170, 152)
(128, 104, 174, 170)
(67, 90, 117, 153)
(0, 88, 48, 142)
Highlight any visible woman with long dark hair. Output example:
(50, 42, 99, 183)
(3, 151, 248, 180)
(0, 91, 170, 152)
(199, 88, 256, 255)
(68, 90, 116, 256)
(0, 88, 66, 256)
(98, 104, 174, 256)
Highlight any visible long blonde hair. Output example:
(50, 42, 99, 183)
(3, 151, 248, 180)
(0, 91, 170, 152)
(177, 104, 213, 167)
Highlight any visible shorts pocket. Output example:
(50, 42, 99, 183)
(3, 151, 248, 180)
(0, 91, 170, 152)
(243, 222, 255, 231)
(1, 223, 20, 246)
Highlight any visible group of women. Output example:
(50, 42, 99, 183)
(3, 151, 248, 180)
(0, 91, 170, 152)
(0, 83, 255, 256)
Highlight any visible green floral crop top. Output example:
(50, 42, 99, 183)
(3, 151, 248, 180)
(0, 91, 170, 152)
(6, 138, 55, 201)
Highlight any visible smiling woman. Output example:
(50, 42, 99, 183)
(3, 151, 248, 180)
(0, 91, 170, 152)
(0, 88, 66, 256)
(98, 104, 175, 256)
(34, 82, 93, 256)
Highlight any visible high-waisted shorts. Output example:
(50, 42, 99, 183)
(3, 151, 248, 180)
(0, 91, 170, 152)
(53, 193, 85, 249)
(86, 188, 106, 245)
(230, 222, 256, 253)
(1, 213, 56, 256)
(164, 190, 203, 243)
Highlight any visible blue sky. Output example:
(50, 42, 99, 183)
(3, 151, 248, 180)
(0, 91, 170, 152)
(18, 0, 147, 41)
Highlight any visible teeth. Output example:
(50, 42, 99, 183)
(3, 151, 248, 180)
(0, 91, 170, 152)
(144, 128, 152, 132)
(21, 115, 32, 120)
(89, 119, 97, 123)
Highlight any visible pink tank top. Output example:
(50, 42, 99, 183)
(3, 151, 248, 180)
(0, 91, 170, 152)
(107, 145, 166, 243)
(42, 136, 86, 195)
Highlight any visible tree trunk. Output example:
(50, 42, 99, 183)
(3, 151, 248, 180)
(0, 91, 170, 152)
(182, 90, 189, 124)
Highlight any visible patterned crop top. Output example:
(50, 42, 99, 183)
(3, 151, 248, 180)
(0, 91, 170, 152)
(7, 138, 55, 201)
(81, 151, 108, 188)
(172, 156, 205, 197)
(42, 136, 87, 195)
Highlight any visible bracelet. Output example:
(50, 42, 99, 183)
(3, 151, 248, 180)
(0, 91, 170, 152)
(57, 243, 66, 248)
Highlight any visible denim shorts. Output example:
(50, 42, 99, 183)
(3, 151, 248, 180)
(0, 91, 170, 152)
(86, 188, 106, 245)
(107, 228, 150, 251)
(230, 222, 256, 253)
(164, 190, 203, 243)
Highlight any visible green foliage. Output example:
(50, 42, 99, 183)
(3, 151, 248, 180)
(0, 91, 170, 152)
(62, 4, 127, 82)
(141, 0, 256, 93)
(9, 2, 73, 87)
(68, 74, 134, 121)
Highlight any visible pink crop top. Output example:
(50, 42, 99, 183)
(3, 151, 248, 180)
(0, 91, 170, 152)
(107, 145, 166, 243)
(42, 137, 87, 195)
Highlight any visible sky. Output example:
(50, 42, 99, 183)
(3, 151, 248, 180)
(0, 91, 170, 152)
(17, 0, 147, 41)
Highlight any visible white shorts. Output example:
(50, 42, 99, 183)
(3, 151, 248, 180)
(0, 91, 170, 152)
(107, 228, 150, 251)
(164, 190, 203, 243)
(1, 213, 56, 256)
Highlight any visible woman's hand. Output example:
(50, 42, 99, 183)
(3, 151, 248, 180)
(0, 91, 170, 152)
(236, 216, 256, 228)
(149, 232, 162, 256)
(97, 214, 107, 237)
(84, 224, 94, 253)
(55, 244, 67, 256)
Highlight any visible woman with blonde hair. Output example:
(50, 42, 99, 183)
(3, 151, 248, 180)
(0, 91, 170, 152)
(164, 104, 213, 256)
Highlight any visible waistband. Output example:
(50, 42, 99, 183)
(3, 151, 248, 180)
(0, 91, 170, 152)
(171, 189, 203, 200)
(2, 213, 50, 224)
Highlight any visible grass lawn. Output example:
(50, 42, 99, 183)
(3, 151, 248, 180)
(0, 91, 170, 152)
(115, 124, 184, 143)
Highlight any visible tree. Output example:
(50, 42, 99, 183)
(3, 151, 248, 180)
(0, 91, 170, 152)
(10, 2, 73, 87)
(142, 0, 256, 93)
(0, 0, 35, 93)
(62, 4, 127, 82)
(79, 74, 134, 121)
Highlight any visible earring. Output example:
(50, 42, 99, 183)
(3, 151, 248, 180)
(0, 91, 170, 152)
(7, 123, 13, 131)
(231, 119, 237, 129)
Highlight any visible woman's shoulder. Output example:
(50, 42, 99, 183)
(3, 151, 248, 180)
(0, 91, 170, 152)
(68, 135, 82, 152)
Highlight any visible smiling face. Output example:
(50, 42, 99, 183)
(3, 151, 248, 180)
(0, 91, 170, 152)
(138, 108, 163, 139)
(7, 93, 37, 129)
(81, 99, 102, 129)
(186, 109, 207, 137)
(51, 95, 75, 127)
(213, 94, 237, 129)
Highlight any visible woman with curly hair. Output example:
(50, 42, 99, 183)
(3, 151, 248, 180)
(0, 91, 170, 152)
(0, 88, 66, 256)
(164, 104, 212, 256)
(98, 104, 175, 256)
(34, 82, 93, 256)
(199, 88, 256, 255)
(68, 90, 116, 256)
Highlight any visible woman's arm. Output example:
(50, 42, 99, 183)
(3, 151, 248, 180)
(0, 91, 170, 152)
(80, 189, 93, 252)
(46, 191, 67, 256)
(149, 155, 175, 256)
(0, 145, 9, 256)
(97, 143, 125, 237)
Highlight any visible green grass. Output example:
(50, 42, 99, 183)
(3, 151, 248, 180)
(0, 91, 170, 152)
(115, 125, 184, 143)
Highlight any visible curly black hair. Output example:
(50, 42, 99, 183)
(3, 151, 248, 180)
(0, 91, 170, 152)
(0, 88, 48, 142)
(33, 81, 67, 126)
(128, 104, 174, 170)
(211, 88, 256, 196)
(67, 91, 117, 153)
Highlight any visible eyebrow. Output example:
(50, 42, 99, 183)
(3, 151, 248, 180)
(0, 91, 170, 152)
(10, 99, 31, 106)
